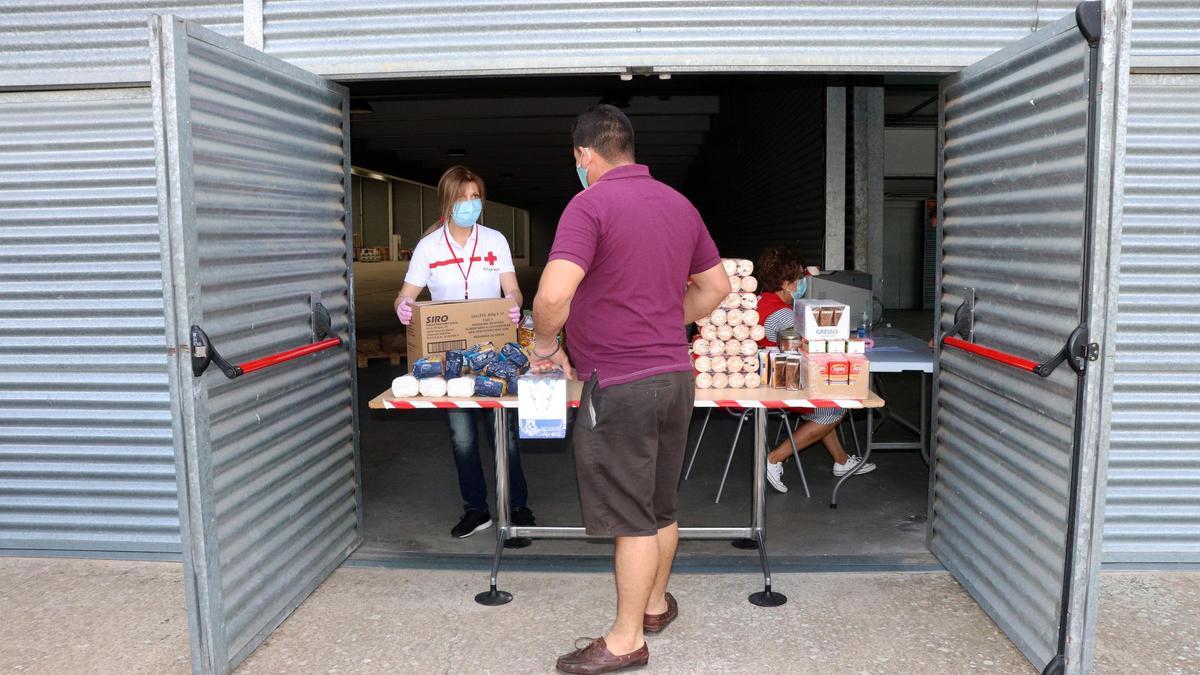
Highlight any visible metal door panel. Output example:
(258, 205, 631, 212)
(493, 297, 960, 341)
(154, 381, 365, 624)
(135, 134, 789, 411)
(930, 3, 1126, 673)
(150, 14, 359, 673)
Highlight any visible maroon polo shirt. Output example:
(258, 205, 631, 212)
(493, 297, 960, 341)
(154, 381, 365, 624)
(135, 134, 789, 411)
(549, 164, 721, 387)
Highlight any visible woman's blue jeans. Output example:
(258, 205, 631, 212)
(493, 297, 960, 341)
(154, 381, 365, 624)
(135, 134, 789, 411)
(445, 409, 528, 514)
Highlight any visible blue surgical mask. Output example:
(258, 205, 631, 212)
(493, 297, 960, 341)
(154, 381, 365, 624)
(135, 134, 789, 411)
(576, 165, 589, 189)
(794, 277, 808, 299)
(451, 198, 482, 227)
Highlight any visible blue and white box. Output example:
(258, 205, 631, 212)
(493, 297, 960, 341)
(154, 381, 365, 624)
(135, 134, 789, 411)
(517, 370, 568, 439)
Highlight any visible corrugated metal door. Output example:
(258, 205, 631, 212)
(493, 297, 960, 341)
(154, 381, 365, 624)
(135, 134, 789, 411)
(0, 88, 180, 556)
(1105, 73, 1200, 564)
(930, 4, 1125, 674)
(150, 15, 360, 674)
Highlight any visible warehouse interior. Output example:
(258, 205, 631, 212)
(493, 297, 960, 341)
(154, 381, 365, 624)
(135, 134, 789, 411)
(342, 74, 941, 564)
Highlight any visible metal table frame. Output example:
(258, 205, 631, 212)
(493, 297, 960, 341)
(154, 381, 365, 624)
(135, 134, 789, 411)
(476, 405, 786, 608)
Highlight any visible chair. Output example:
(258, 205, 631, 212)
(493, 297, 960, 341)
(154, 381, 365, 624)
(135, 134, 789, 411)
(683, 408, 811, 502)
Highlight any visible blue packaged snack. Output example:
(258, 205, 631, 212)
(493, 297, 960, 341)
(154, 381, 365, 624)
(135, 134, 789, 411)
(484, 359, 519, 381)
(411, 355, 444, 379)
(444, 350, 466, 379)
(498, 342, 529, 370)
(474, 375, 508, 398)
(506, 376, 519, 396)
(466, 342, 497, 371)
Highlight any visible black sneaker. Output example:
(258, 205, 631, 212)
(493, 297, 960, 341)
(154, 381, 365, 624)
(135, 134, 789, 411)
(511, 507, 537, 527)
(451, 510, 493, 538)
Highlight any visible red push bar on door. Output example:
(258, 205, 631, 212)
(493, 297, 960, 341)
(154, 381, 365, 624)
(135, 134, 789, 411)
(940, 297, 1097, 378)
(190, 302, 343, 379)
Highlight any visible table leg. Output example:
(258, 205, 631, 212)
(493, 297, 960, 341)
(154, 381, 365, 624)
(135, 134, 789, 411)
(920, 373, 930, 465)
(830, 406, 873, 509)
(475, 408, 513, 606)
(747, 408, 786, 606)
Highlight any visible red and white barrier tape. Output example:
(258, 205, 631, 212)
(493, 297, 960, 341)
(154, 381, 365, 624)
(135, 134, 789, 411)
(380, 398, 865, 410)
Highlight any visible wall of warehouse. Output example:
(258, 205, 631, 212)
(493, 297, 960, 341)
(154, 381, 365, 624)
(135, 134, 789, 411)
(684, 81, 826, 266)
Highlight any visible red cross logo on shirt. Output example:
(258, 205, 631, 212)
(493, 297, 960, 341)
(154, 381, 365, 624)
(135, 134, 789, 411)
(484, 251, 497, 265)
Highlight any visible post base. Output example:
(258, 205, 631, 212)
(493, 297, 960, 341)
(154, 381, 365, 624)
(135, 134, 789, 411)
(749, 586, 787, 607)
(504, 537, 532, 549)
(474, 587, 513, 606)
(731, 538, 758, 550)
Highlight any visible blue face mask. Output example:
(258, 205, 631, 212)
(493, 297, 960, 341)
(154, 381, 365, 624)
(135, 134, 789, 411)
(794, 277, 808, 299)
(451, 198, 482, 227)
(576, 165, 589, 189)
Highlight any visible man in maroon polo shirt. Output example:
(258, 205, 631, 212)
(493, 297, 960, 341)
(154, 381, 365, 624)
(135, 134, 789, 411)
(530, 105, 730, 674)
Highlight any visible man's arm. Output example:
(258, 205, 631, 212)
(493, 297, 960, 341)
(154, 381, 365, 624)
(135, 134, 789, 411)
(529, 259, 585, 376)
(683, 262, 732, 324)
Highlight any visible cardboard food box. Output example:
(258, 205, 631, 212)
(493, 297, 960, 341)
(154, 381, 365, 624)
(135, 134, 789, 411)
(795, 299, 850, 341)
(799, 353, 871, 400)
(406, 298, 516, 362)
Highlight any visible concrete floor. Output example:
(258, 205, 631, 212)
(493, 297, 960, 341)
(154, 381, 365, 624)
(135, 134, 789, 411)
(2, 557, 1197, 674)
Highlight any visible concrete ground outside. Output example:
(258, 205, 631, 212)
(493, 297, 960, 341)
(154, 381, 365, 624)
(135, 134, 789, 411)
(1, 558, 1197, 674)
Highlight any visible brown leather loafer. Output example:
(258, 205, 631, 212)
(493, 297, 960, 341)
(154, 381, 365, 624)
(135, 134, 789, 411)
(556, 637, 649, 674)
(643, 592, 678, 633)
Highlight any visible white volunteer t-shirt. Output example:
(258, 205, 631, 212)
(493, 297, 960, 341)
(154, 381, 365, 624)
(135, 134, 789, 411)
(404, 223, 515, 301)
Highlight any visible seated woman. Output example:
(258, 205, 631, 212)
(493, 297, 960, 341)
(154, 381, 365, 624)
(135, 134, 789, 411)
(754, 246, 876, 493)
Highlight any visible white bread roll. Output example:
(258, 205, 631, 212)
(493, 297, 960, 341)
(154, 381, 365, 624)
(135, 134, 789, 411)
(446, 377, 476, 398)
(391, 375, 419, 398)
(728, 372, 746, 389)
(692, 339, 711, 356)
(726, 309, 743, 326)
(712, 372, 729, 389)
(694, 355, 713, 373)
(729, 276, 742, 292)
(717, 325, 734, 341)
(710, 309, 728, 326)
(740, 340, 759, 356)
(726, 356, 743, 373)
(743, 356, 760, 373)
(733, 325, 751, 341)
(741, 276, 758, 293)
(744, 372, 762, 388)
(742, 309, 760, 326)
(722, 259, 737, 276)
(418, 377, 448, 397)
(696, 372, 714, 389)
(740, 293, 758, 309)
(710, 356, 728, 373)
(726, 340, 742, 356)
(723, 293, 741, 309)
(737, 259, 754, 277)
(700, 325, 719, 341)
(750, 324, 766, 341)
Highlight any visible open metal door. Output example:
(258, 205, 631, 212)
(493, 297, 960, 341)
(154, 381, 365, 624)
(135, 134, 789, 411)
(150, 15, 361, 674)
(929, 3, 1127, 674)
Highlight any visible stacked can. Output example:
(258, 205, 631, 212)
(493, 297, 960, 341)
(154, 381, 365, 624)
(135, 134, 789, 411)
(692, 258, 765, 389)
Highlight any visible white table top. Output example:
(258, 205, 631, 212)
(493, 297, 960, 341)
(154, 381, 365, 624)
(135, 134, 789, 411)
(865, 331, 934, 373)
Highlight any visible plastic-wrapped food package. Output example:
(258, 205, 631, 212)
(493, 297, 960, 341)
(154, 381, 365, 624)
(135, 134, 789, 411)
(742, 356, 760, 373)
(742, 309, 760, 326)
(740, 340, 759, 356)
(700, 325, 719, 341)
(710, 356, 728, 373)
(726, 356, 743, 373)
(466, 342, 498, 371)
(446, 377, 476, 398)
(444, 350, 467, 378)
(741, 276, 758, 293)
(722, 259, 737, 276)
(728, 372, 746, 389)
(391, 375, 419, 398)
(696, 316, 711, 328)
(729, 276, 742, 292)
(750, 324, 766, 341)
(717, 325, 734, 341)
(744, 372, 762, 388)
(733, 325, 751, 341)
(498, 342, 529, 369)
(474, 375, 508, 397)
(709, 309, 728, 326)
(696, 372, 714, 389)
(712, 372, 729, 389)
(740, 293, 758, 309)
(692, 339, 711, 356)
(419, 377, 448, 397)
(736, 259, 754, 277)
(726, 340, 742, 356)
(707, 340, 726, 356)
(723, 293, 742, 310)
(483, 359, 520, 381)
(726, 310, 743, 327)
(694, 355, 713, 373)
(411, 356, 444, 379)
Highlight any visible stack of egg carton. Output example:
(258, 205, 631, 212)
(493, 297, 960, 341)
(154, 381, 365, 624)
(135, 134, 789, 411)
(692, 259, 764, 389)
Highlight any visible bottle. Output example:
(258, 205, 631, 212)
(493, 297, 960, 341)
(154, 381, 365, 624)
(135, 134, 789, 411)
(518, 310, 535, 349)
(857, 311, 871, 339)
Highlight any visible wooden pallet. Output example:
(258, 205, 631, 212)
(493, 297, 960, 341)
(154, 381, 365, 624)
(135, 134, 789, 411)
(357, 351, 402, 368)
(356, 334, 405, 368)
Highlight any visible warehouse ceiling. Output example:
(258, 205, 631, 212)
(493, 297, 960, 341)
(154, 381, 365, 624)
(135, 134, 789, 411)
(345, 75, 936, 210)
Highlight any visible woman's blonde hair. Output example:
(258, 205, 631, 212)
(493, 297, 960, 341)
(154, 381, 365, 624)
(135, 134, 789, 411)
(436, 165, 486, 226)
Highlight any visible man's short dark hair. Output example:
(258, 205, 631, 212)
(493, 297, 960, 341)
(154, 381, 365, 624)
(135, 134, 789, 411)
(571, 105, 635, 162)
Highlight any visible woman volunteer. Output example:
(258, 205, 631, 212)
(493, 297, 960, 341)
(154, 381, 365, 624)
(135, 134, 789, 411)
(395, 166, 536, 541)
(754, 246, 877, 493)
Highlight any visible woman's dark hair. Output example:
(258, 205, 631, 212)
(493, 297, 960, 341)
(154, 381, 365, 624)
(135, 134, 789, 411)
(571, 104, 635, 162)
(757, 246, 806, 293)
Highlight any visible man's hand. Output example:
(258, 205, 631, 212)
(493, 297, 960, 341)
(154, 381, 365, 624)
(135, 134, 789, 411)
(529, 340, 576, 379)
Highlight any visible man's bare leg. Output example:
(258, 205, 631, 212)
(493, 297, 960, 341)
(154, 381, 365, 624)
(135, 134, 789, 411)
(645, 522, 678, 615)
(604, 534, 657, 655)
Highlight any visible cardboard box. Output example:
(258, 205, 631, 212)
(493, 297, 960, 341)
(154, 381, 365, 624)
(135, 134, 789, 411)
(518, 370, 568, 439)
(827, 339, 847, 354)
(406, 298, 516, 363)
(802, 338, 827, 354)
(799, 353, 871, 400)
(847, 338, 866, 354)
(795, 299, 850, 340)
